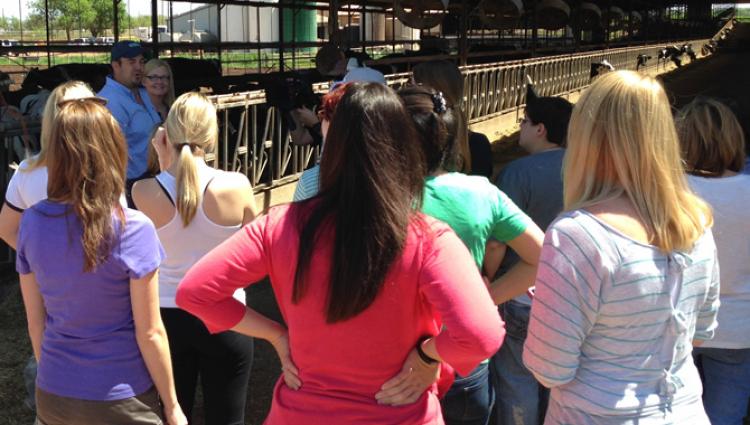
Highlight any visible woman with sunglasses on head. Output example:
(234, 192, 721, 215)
(676, 97, 750, 425)
(17, 98, 186, 425)
(132, 92, 257, 425)
(142, 59, 175, 121)
(176, 82, 503, 424)
(0, 81, 96, 249)
(523, 71, 718, 424)
(391, 85, 543, 425)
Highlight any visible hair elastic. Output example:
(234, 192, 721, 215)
(431, 92, 448, 114)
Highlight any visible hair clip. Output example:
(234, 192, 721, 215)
(432, 92, 447, 114)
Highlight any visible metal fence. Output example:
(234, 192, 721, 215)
(205, 37, 709, 191)
(462, 39, 709, 123)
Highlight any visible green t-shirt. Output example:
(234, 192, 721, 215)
(422, 172, 532, 268)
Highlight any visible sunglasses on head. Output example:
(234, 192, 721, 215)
(57, 97, 108, 109)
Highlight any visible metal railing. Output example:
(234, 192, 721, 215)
(205, 38, 709, 191)
(0, 37, 712, 196)
(462, 39, 709, 123)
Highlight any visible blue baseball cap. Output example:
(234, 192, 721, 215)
(111, 41, 144, 61)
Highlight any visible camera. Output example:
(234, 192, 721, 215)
(264, 73, 320, 111)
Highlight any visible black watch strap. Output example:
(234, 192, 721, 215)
(416, 336, 439, 365)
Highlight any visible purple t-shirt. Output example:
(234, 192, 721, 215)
(16, 200, 165, 401)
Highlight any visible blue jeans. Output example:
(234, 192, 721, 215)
(693, 347, 750, 425)
(491, 301, 549, 425)
(442, 362, 495, 425)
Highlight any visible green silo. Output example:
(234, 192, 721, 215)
(282, 4, 317, 44)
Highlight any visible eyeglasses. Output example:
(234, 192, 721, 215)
(57, 96, 108, 108)
(145, 75, 170, 82)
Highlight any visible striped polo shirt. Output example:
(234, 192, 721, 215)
(524, 209, 719, 424)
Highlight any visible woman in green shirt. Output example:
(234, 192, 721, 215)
(395, 85, 544, 425)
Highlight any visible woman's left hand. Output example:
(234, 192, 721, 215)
(375, 347, 440, 406)
(269, 331, 302, 390)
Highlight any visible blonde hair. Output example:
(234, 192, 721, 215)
(412, 60, 471, 173)
(564, 71, 712, 253)
(164, 92, 217, 226)
(676, 97, 746, 177)
(47, 100, 127, 272)
(144, 58, 175, 107)
(28, 81, 95, 170)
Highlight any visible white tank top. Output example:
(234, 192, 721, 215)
(155, 159, 244, 308)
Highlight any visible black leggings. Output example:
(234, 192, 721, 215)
(160, 308, 254, 425)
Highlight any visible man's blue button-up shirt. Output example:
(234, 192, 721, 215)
(98, 76, 161, 180)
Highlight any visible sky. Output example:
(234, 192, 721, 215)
(4, 1, 206, 19)
(4, 1, 750, 19)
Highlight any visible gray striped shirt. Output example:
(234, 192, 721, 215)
(523, 209, 719, 424)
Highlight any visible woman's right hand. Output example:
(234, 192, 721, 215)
(163, 403, 188, 425)
(269, 331, 302, 390)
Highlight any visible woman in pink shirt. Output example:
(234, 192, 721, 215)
(176, 82, 504, 424)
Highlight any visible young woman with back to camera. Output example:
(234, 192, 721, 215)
(175, 82, 504, 424)
(132, 92, 257, 425)
(523, 71, 719, 424)
(17, 98, 185, 425)
(395, 84, 543, 425)
(676, 97, 750, 425)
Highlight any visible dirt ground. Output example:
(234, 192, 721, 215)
(0, 278, 283, 425)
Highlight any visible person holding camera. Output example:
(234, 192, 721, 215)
(290, 44, 386, 202)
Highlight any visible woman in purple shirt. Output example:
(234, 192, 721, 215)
(17, 99, 186, 425)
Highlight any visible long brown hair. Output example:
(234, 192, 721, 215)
(412, 60, 471, 173)
(293, 82, 425, 323)
(47, 100, 127, 271)
(398, 85, 460, 173)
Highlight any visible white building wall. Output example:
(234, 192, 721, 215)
(171, 3, 280, 43)
(170, 2, 420, 44)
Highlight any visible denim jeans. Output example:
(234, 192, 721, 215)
(693, 347, 750, 425)
(491, 300, 549, 425)
(442, 362, 495, 425)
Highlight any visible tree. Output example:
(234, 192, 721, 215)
(29, 0, 94, 40)
(89, 0, 127, 38)
(0, 16, 21, 32)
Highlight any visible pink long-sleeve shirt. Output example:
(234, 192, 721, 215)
(177, 204, 504, 424)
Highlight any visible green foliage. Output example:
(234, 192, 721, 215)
(89, 0, 127, 37)
(0, 16, 21, 32)
(27, 0, 129, 39)
(29, 0, 94, 40)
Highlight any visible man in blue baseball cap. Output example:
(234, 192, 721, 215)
(98, 41, 161, 206)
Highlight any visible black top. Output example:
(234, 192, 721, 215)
(468, 131, 493, 179)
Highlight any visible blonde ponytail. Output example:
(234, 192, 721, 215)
(175, 144, 200, 226)
(164, 92, 218, 227)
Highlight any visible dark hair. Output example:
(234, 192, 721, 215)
(398, 85, 460, 173)
(412, 60, 471, 173)
(293, 83, 425, 323)
(315, 43, 344, 76)
(526, 97, 573, 147)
